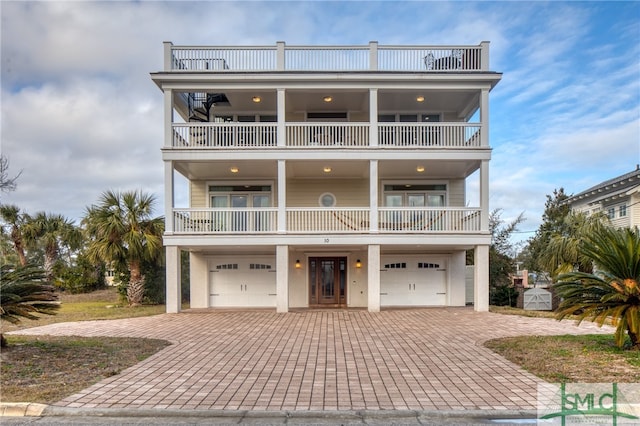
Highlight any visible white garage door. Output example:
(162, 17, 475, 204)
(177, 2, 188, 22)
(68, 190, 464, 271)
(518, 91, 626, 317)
(380, 256, 447, 306)
(209, 257, 277, 308)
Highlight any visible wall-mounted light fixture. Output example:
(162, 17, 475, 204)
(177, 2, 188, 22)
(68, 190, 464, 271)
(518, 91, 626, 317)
(230, 166, 239, 173)
(295, 259, 302, 269)
(356, 259, 362, 268)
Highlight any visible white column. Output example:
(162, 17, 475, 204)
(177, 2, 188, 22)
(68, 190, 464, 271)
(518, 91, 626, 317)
(276, 245, 289, 313)
(367, 244, 380, 312)
(189, 253, 208, 309)
(277, 89, 286, 147)
(276, 41, 285, 70)
(474, 245, 489, 312)
(278, 160, 286, 233)
(369, 160, 378, 232)
(165, 246, 181, 313)
(480, 41, 490, 71)
(369, 41, 378, 70)
(163, 41, 173, 71)
(164, 161, 174, 235)
(369, 89, 378, 147)
(449, 251, 466, 306)
(480, 89, 489, 147)
(480, 160, 489, 232)
(164, 89, 173, 148)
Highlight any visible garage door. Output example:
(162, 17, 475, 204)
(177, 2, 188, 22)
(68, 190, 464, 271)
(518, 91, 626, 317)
(209, 257, 277, 307)
(380, 256, 447, 306)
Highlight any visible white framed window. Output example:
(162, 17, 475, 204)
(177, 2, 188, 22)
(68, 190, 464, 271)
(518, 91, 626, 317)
(382, 182, 447, 207)
(607, 207, 615, 219)
(620, 204, 627, 217)
(208, 182, 273, 208)
(319, 192, 337, 207)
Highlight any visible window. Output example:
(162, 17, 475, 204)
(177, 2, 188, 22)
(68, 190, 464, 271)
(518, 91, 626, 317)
(620, 205, 627, 217)
(383, 184, 447, 207)
(319, 192, 336, 207)
(607, 208, 615, 219)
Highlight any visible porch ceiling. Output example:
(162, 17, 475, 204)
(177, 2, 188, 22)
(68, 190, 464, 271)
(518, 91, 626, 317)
(186, 88, 479, 118)
(174, 159, 479, 181)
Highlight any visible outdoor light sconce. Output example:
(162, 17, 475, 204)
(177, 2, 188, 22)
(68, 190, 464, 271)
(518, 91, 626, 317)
(355, 259, 362, 268)
(295, 259, 302, 269)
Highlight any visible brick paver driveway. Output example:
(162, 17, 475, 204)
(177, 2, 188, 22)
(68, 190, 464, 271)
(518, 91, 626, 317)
(11, 308, 612, 412)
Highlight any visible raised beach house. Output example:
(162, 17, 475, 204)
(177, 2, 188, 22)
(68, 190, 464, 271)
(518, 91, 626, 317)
(151, 41, 501, 313)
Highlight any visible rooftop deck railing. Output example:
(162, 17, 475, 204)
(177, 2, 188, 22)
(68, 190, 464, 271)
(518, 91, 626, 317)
(170, 122, 482, 148)
(171, 207, 482, 234)
(164, 41, 489, 72)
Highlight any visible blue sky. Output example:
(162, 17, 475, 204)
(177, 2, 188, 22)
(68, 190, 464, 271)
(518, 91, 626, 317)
(1, 1, 639, 247)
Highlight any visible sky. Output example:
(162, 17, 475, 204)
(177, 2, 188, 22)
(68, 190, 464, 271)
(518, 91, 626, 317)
(1, 0, 639, 248)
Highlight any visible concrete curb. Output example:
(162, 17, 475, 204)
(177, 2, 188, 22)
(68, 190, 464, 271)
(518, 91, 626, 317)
(1, 403, 538, 421)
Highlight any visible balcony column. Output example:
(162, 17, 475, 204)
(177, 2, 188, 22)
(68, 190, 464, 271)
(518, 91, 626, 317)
(165, 245, 181, 313)
(277, 160, 286, 233)
(480, 88, 489, 147)
(480, 160, 489, 231)
(480, 41, 490, 71)
(276, 41, 285, 70)
(164, 88, 173, 148)
(277, 89, 286, 147)
(369, 160, 378, 232)
(163, 41, 173, 71)
(474, 244, 489, 312)
(164, 160, 174, 235)
(369, 41, 378, 70)
(367, 244, 380, 312)
(369, 89, 378, 147)
(276, 245, 289, 313)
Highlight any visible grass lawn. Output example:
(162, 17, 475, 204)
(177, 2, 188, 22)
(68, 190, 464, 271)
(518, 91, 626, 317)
(1, 287, 171, 404)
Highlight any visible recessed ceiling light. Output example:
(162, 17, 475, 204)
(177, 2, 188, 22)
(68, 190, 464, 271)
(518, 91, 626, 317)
(416, 166, 425, 172)
(323, 96, 333, 103)
(323, 166, 332, 173)
(252, 96, 261, 103)
(230, 166, 239, 173)
(416, 96, 425, 102)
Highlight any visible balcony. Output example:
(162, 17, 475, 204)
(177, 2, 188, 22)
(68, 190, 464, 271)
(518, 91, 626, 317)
(171, 207, 481, 234)
(164, 41, 490, 72)
(171, 122, 482, 149)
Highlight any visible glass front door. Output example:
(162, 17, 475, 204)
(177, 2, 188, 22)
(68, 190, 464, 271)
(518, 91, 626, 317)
(309, 257, 347, 306)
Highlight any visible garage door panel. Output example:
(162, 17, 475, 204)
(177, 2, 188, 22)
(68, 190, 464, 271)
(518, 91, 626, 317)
(381, 256, 447, 307)
(210, 257, 276, 308)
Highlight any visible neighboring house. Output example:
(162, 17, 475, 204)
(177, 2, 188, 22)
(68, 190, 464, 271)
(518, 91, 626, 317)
(565, 166, 640, 229)
(151, 41, 501, 313)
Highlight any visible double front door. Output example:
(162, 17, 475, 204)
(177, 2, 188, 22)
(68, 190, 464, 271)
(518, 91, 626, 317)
(309, 257, 346, 307)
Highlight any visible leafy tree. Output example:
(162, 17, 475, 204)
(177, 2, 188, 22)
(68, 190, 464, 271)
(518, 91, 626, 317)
(23, 212, 82, 281)
(84, 190, 164, 306)
(489, 209, 525, 306)
(0, 155, 21, 193)
(0, 204, 30, 267)
(0, 264, 59, 347)
(522, 188, 571, 273)
(54, 251, 107, 294)
(554, 226, 640, 349)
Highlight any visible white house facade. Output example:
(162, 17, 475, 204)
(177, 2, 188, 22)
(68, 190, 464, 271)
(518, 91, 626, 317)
(565, 167, 640, 229)
(151, 41, 501, 313)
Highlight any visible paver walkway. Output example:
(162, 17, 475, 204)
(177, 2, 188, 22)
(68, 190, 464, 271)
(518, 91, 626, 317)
(10, 308, 613, 412)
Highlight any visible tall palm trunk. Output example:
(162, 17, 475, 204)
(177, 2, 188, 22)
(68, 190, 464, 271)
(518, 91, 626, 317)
(127, 261, 145, 306)
(11, 228, 27, 266)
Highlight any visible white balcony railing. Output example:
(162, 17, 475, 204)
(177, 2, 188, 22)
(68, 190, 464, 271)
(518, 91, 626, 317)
(171, 207, 481, 234)
(378, 123, 481, 147)
(165, 42, 489, 72)
(170, 123, 480, 148)
(173, 208, 277, 233)
(172, 123, 277, 148)
(286, 123, 369, 148)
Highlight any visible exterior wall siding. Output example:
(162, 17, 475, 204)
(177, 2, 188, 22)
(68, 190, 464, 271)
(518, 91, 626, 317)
(190, 181, 207, 208)
(287, 178, 370, 207)
(448, 179, 465, 207)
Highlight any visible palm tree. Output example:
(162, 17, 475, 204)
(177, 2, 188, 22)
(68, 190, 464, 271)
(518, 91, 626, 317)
(23, 212, 82, 281)
(0, 264, 60, 347)
(554, 225, 640, 349)
(540, 212, 608, 278)
(0, 204, 30, 267)
(84, 190, 164, 306)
